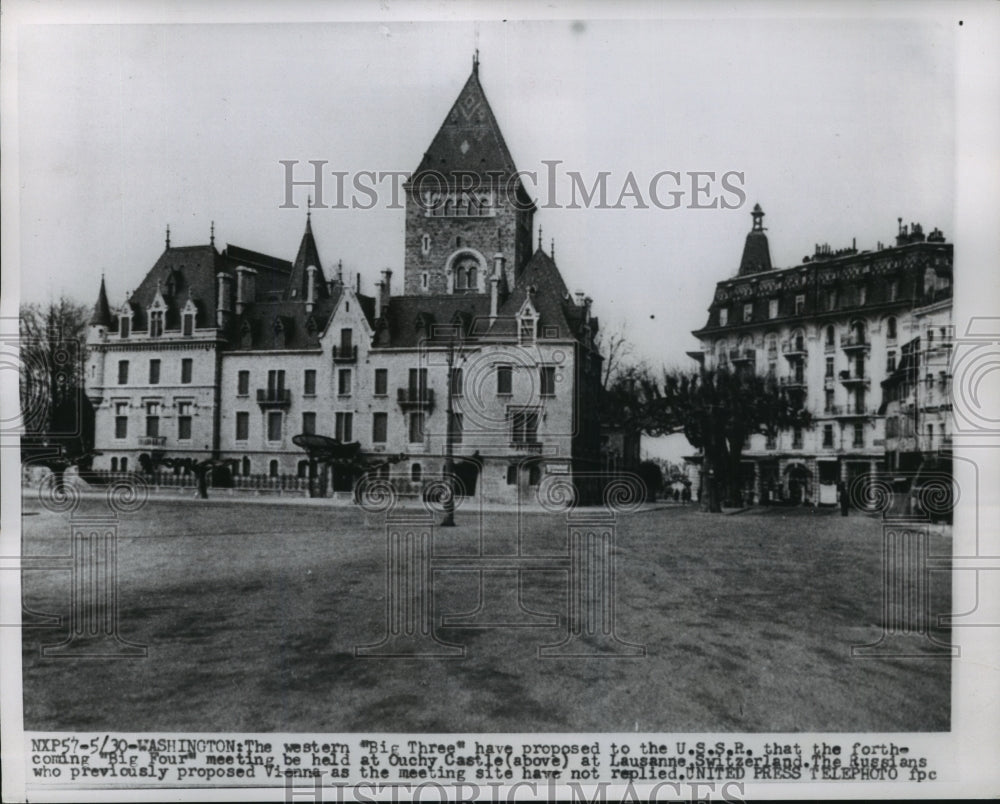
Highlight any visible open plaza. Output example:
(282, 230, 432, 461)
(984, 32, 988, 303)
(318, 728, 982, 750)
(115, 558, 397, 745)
(21, 494, 951, 734)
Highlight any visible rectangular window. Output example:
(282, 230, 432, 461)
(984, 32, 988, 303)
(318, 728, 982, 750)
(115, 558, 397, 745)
(768, 299, 779, 319)
(302, 412, 316, 435)
(540, 366, 556, 397)
(181, 358, 193, 384)
(335, 412, 353, 442)
(149, 310, 164, 338)
(792, 426, 803, 449)
(114, 403, 128, 439)
(267, 411, 282, 442)
(718, 308, 728, 326)
(826, 290, 837, 311)
(449, 412, 464, 444)
(177, 402, 192, 440)
(450, 367, 463, 397)
(889, 280, 899, 302)
(372, 412, 388, 443)
(822, 425, 833, 448)
(338, 368, 352, 396)
(853, 423, 864, 447)
(519, 317, 536, 343)
(267, 369, 285, 393)
(148, 359, 160, 385)
(374, 368, 388, 396)
(303, 369, 316, 396)
(887, 352, 896, 372)
(794, 295, 805, 315)
(743, 303, 753, 323)
(118, 360, 129, 385)
(825, 357, 834, 378)
(858, 286, 867, 306)
(120, 317, 130, 339)
(237, 370, 250, 396)
(408, 411, 425, 443)
(825, 388, 834, 413)
(510, 409, 539, 444)
(408, 368, 427, 398)
(497, 364, 513, 395)
(145, 402, 160, 438)
(235, 411, 250, 441)
(340, 328, 353, 354)
(182, 313, 194, 337)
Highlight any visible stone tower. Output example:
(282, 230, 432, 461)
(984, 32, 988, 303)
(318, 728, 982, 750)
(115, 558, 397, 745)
(403, 55, 535, 296)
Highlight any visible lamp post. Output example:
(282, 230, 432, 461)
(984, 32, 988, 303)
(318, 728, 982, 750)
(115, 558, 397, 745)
(441, 327, 460, 527)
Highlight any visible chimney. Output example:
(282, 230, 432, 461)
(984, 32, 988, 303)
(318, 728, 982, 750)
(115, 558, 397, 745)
(574, 291, 586, 306)
(583, 296, 593, 323)
(235, 266, 256, 314)
(356, 272, 361, 294)
(376, 269, 392, 320)
(374, 280, 384, 320)
(216, 272, 232, 328)
(306, 265, 317, 313)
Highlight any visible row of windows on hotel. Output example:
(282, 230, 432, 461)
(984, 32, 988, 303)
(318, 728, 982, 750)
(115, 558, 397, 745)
(117, 309, 195, 339)
(112, 403, 542, 447)
(112, 361, 558, 397)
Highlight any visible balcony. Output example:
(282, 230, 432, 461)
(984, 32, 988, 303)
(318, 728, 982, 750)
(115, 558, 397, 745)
(510, 441, 543, 453)
(838, 370, 869, 388)
(729, 348, 756, 365)
(829, 405, 875, 418)
(781, 340, 807, 357)
(841, 333, 870, 352)
(397, 387, 435, 411)
(138, 436, 166, 447)
(256, 388, 292, 409)
(332, 344, 358, 363)
(780, 376, 807, 390)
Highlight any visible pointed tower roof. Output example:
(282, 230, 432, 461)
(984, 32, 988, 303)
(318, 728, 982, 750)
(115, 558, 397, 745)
(90, 276, 112, 326)
(738, 203, 773, 276)
(412, 60, 519, 185)
(285, 209, 329, 301)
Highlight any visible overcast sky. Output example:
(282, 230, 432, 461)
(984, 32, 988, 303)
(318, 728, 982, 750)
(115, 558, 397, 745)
(15, 9, 956, 373)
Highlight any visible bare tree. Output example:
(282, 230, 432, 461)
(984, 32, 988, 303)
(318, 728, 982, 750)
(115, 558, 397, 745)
(595, 323, 634, 391)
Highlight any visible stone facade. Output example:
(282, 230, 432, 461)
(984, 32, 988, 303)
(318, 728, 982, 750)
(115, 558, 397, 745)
(85, 61, 604, 503)
(691, 209, 953, 505)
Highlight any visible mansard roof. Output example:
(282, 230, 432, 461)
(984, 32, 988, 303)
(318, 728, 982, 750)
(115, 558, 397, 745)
(127, 245, 223, 333)
(377, 294, 492, 348)
(412, 63, 519, 186)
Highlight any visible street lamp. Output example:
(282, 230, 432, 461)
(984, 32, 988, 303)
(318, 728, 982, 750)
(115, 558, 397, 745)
(441, 325, 461, 527)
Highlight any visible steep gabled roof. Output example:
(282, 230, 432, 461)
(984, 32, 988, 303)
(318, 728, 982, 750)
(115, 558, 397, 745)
(129, 245, 222, 332)
(412, 63, 519, 185)
(489, 248, 579, 339)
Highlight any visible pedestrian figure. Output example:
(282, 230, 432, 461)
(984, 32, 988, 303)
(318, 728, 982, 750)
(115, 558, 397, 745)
(837, 481, 849, 516)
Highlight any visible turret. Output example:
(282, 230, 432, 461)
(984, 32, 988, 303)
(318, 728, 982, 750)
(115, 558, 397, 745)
(86, 276, 112, 404)
(235, 265, 256, 314)
(737, 203, 772, 276)
(216, 272, 233, 329)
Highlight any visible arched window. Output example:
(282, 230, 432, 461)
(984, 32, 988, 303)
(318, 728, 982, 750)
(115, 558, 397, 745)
(297, 460, 309, 478)
(467, 266, 477, 291)
(794, 331, 805, 351)
(825, 325, 835, 346)
(241, 456, 251, 476)
(269, 459, 279, 478)
(411, 463, 422, 483)
(111, 457, 118, 472)
(120, 457, 128, 471)
(886, 316, 897, 340)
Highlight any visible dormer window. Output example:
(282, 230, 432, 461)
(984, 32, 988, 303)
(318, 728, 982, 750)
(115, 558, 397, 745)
(517, 298, 538, 344)
(119, 311, 131, 339)
(149, 310, 164, 338)
(181, 298, 197, 337)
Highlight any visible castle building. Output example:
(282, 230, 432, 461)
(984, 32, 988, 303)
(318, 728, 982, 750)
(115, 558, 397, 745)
(85, 59, 604, 502)
(690, 206, 953, 504)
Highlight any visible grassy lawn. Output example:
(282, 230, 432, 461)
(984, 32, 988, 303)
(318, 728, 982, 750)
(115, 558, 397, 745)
(20, 496, 951, 733)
